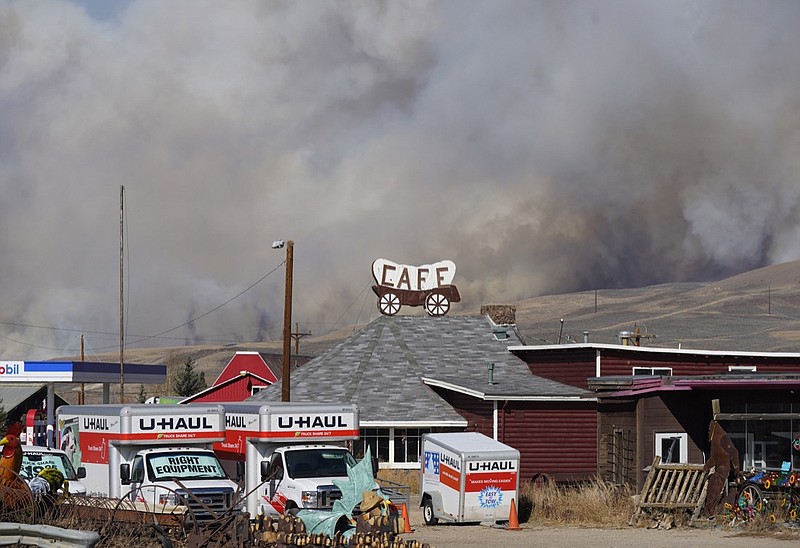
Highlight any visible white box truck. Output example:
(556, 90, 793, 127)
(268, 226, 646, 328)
(56, 404, 240, 520)
(20, 446, 88, 495)
(420, 432, 520, 525)
(214, 402, 372, 519)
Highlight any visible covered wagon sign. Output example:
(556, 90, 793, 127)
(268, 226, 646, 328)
(371, 258, 461, 316)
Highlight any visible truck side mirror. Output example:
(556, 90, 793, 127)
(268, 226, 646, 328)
(260, 460, 270, 482)
(236, 460, 245, 480)
(77, 466, 87, 479)
(120, 463, 131, 485)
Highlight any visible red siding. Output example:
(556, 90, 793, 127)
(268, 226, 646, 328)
(522, 349, 597, 388)
(436, 389, 598, 482)
(500, 403, 597, 482)
(190, 377, 268, 403)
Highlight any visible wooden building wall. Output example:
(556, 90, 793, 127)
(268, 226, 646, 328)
(500, 401, 598, 482)
(596, 400, 637, 485)
(521, 349, 597, 389)
(437, 389, 598, 482)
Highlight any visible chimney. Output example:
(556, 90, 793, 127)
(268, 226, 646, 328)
(618, 331, 631, 346)
(481, 304, 516, 326)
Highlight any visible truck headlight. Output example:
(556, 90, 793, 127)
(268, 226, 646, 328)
(158, 493, 181, 506)
(301, 491, 318, 506)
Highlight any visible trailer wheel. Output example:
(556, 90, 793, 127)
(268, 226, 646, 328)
(422, 498, 438, 525)
(424, 292, 450, 316)
(378, 292, 401, 316)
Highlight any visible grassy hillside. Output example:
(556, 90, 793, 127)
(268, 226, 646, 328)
(61, 260, 800, 404)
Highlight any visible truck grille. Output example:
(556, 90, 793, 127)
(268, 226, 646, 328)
(317, 485, 342, 509)
(176, 487, 235, 521)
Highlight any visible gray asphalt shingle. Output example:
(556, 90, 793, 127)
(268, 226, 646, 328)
(249, 315, 588, 424)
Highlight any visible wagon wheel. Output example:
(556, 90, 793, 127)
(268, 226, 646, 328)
(737, 483, 763, 513)
(378, 292, 401, 315)
(425, 292, 450, 316)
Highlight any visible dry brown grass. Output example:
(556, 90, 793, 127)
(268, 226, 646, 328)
(377, 469, 636, 528)
(377, 468, 420, 495)
(521, 477, 635, 527)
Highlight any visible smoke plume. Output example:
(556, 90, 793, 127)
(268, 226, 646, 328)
(1, 0, 799, 358)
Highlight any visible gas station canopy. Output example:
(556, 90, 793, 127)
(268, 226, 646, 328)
(0, 361, 166, 384)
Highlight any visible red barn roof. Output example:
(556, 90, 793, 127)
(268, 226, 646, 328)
(213, 352, 279, 386)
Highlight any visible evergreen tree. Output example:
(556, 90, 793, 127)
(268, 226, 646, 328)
(136, 384, 147, 403)
(171, 357, 207, 397)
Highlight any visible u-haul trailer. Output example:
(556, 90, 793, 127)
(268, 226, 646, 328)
(214, 402, 369, 519)
(420, 432, 520, 525)
(56, 404, 240, 519)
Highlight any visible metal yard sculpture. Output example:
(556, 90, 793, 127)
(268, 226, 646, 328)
(371, 259, 461, 316)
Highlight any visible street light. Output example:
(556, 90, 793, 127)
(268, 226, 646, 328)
(273, 239, 293, 402)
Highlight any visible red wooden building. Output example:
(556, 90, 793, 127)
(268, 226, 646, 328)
(182, 351, 308, 403)
(509, 343, 800, 488)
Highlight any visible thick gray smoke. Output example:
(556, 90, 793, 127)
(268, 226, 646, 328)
(2, 0, 799, 359)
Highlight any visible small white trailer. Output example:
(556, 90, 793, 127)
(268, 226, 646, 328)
(419, 432, 520, 525)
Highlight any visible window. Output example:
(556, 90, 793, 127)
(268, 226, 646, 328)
(357, 427, 452, 469)
(633, 367, 672, 376)
(655, 432, 688, 464)
(728, 365, 757, 373)
(251, 385, 270, 396)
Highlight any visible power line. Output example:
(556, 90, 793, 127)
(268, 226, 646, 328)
(0, 260, 286, 352)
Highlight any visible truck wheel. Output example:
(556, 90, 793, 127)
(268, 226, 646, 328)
(422, 498, 438, 525)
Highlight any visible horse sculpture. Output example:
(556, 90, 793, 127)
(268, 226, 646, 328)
(703, 420, 741, 516)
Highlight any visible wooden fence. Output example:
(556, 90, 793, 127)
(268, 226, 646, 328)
(630, 456, 710, 525)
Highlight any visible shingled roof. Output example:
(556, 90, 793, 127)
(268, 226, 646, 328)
(248, 315, 589, 425)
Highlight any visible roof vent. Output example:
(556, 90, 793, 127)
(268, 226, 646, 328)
(492, 326, 509, 340)
(488, 363, 496, 385)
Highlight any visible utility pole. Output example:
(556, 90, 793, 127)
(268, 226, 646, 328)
(80, 334, 85, 405)
(281, 240, 294, 402)
(120, 185, 125, 403)
(291, 323, 311, 354)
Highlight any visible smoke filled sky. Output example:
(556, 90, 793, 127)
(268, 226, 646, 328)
(2, 0, 800, 359)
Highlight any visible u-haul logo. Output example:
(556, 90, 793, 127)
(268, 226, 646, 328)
(276, 415, 350, 430)
(139, 416, 214, 431)
(468, 460, 517, 472)
(441, 453, 461, 471)
(83, 418, 110, 430)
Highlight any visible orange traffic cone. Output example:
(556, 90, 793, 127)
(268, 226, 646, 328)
(508, 498, 520, 531)
(400, 502, 414, 533)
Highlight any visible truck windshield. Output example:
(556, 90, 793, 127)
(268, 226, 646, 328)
(146, 452, 228, 481)
(285, 449, 357, 479)
(21, 452, 79, 481)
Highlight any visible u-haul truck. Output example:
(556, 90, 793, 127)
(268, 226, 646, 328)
(56, 404, 240, 519)
(214, 402, 370, 519)
(420, 432, 520, 525)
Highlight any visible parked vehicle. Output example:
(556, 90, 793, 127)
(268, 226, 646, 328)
(420, 432, 520, 525)
(56, 404, 241, 520)
(20, 445, 88, 494)
(214, 402, 373, 519)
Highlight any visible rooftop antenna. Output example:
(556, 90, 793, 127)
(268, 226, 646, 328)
(557, 318, 564, 344)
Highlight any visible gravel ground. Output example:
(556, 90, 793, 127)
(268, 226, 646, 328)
(400, 509, 800, 547)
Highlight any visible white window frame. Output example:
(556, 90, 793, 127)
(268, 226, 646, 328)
(728, 365, 757, 372)
(655, 432, 688, 464)
(633, 366, 673, 376)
